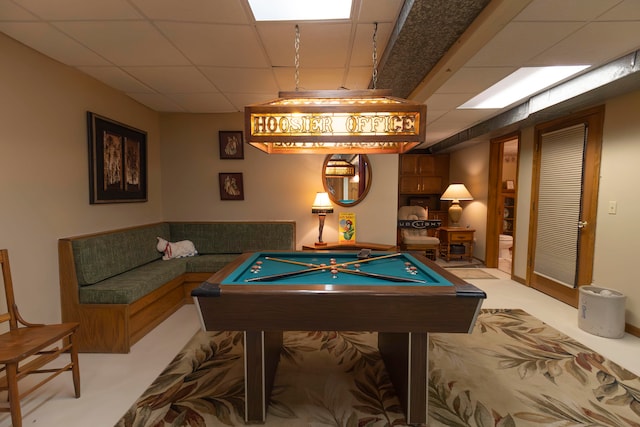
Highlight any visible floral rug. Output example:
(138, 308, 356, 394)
(115, 309, 640, 426)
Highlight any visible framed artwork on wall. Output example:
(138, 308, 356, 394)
(219, 131, 244, 159)
(87, 112, 147, 204)
(219, 173, 244, 200)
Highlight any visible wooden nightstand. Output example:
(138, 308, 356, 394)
(302, 242, 396, 251)
(438, 227, 475, 262)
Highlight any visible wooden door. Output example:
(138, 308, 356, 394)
(528, 106, 604, 306)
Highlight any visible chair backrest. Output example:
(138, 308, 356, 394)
(0, 249, 19, 331)
(398, 205, 429, 238)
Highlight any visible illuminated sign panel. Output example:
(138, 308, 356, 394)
(244, 90, 426, 154)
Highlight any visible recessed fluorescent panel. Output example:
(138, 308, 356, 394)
(248, 0, 352, 21)
(459, 66, 590, 109)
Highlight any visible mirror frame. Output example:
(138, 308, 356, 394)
(322, 154, 372, 207)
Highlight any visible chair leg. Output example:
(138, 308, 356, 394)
(70, 334, 81, 398)
(6, 362, 22, 427)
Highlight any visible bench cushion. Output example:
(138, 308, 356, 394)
(169, 222, 295, 254)
(79, 258, 187, 304)
(72, 223, 170, 286)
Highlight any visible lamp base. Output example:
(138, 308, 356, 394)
(448, 203, 463, 226)
(315, 242, 328, 247)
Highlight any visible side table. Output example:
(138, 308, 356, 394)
(437, 227, 475, 262)
(302, 242, 397, 251)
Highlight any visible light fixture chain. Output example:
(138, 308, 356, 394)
(295, 24, 300, 91)
(372, 22, 378, 89)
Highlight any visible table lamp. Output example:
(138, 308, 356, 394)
(311, 192, 333, 247)
(440, 183, 473, 227)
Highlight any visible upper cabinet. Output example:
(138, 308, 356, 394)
(398, 154, 449, 195)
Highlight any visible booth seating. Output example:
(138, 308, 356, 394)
(58, 221, 295, 353)
(397, 206, 440, 260)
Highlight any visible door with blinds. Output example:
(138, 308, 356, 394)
(529, 107, 604, 306)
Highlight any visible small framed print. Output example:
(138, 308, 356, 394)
(219, 131, 244, 159)
(219, 173, 244, 200)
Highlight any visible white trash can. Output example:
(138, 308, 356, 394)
(578, 286, 626, 338)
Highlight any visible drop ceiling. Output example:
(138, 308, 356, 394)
(1, 0, 639, 150)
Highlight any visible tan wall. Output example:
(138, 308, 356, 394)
(451, 90, 640, 329)
(594, 90, 640, 326)
(158, 113, 399, 249)
(0, 33, 399, 325)
(0, 34, 163, 323)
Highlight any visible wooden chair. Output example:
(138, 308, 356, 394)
(0, 249, 80, 427)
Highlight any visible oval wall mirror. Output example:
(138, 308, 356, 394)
(322, 154, 372, 207)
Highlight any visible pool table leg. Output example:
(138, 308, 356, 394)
(378, 332, 428, 425)
(244, 330, 283, 423)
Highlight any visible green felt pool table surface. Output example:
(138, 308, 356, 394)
(220, 251, 453, 287)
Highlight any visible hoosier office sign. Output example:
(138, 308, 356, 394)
(244, 90, 427, 154)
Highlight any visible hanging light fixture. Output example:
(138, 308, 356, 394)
(324, 158, 356, 177)
(244, 24, 426, 154)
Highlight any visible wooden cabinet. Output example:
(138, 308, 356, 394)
(398, 154, 449, 195)
(501, 192, 515, 235)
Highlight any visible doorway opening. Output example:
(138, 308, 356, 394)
(486, 133, 519, 274)
(498, 139, 518, 273)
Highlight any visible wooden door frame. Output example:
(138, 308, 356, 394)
(486, 132, 520, 269)
(527, 105, 604, 307)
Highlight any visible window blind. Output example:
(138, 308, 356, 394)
(534, 124, 586, 288)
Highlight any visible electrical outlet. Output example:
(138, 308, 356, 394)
(608, 201, 617, 215)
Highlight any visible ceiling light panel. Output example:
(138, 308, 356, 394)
(248, 0, 352, 21)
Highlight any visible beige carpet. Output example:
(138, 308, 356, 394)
(446, 268, 497, 279)
(115, 309, 640, 426)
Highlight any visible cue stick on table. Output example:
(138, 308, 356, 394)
(248, 253, 421, 283)
(265, 252, 403, 268)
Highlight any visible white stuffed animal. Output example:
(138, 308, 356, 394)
(156, 237, 198, 260)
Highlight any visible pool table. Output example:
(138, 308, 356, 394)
(192, 251, 486, 425)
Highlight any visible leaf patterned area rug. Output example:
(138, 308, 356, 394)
(115, 309, 640, 426)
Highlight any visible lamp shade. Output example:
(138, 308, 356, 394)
(311, 192, 333, 214)
(440, 184, 473, 202)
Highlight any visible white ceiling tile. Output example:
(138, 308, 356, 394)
(131, 0, 249, 23)
(598, 0, 640, 20)
(123, 66, 220, 93)
(467, 22, 583, 67)
(227, 92, 279, 111)
(273, 67, 346, 91)
(54, 21, 190, 66)
(0, 1, 38, 19)
(0, 22, 111, 66)
(157, 22, 268, 67)
(15, 0, 142, 20)
(200, 67, 278, 93)
(531, 21, 640, 66)
(436, 67, 516, 94)
(515, 0, 621, 21)
(350, 22, 393, 67)
(426, 93, 479, 111)
(79, 66, 155, 93)
(125, 92, 187, 112)
(258, 22, 351, 67)
(344, 66, 374, 90)
(357, 0, 404, 23)
(166, 92, 237, 113)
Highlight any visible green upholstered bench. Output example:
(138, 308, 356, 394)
(58, 221, 295, 353)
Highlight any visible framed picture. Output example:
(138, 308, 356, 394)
(219, 131, 244, 159)
(87, 112, 147, 204)
(219, 173, 244, 200)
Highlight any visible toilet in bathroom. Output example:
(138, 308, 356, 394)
(499, 234, 513, 259)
